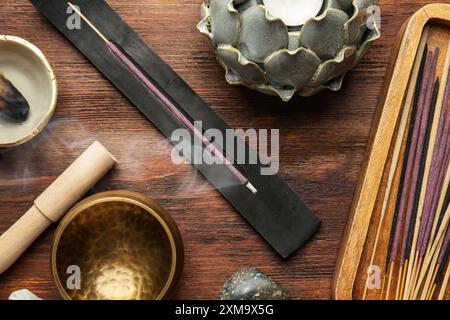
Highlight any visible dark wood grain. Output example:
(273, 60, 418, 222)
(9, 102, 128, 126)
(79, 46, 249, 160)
(0, 0, 447, 300)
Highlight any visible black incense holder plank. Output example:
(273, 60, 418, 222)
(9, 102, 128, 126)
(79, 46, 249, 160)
(30, 0, 320, 258)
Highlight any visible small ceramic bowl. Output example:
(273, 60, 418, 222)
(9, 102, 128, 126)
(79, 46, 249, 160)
(0, 35, 57, 148)
(51, 191, 184, 300)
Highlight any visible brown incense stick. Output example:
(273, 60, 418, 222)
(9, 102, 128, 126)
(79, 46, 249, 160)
(436, 227, 450, 281)
(362, 37, 430, 300)
(423, 215, 450, 298)
(399, 77, 440, 299)
(413, 82, 450, 298)
(407, 68, 450, 298)
(390, 49, 434, 266)
(391, 49, 438, 300)
(438, 256, 450, 299)
(404, 52, 450, 298)
(426, 79, 450, 256)
(383, 47, 431, 300)
(412, 165, 450, 296)
(412, 203, 450, 298)
(425, 227, 450, 299)
(413, 83, 447, 299)
(419, 227, 447, 299)
(433, 181, 450, 243)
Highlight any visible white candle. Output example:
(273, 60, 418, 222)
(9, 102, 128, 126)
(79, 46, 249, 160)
(263, 0, 324, 26)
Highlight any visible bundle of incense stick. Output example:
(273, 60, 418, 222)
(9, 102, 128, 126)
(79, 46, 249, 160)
(371, 40, 450, 300)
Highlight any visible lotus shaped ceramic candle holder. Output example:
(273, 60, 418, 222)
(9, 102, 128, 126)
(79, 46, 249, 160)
(198, 0, 381, 101)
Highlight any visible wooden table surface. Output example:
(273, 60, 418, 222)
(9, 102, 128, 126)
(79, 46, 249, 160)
(0, 0, 447, 300)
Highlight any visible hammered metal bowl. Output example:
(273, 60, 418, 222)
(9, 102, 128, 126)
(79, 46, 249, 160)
(51, 191, 183, 300)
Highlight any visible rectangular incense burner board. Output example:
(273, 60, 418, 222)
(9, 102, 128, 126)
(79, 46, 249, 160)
(30, 0, 321, 259)
(333, 4, 450, 300)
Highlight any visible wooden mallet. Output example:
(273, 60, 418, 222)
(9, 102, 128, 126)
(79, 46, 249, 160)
(0, 141, 117, 274)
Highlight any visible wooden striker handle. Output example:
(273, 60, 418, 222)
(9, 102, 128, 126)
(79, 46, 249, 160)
(0, 141, 117, 274)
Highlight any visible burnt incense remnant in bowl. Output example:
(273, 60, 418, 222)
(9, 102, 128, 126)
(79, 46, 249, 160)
(52, 192, 183, 300)
(0, 73, 29, 122)
(0, 35, 57, 148)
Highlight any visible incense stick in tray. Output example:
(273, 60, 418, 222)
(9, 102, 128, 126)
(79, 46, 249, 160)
(333, 4, 450, 300)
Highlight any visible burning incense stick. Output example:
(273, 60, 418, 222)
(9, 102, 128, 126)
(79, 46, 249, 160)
(67, 2, 257, 194)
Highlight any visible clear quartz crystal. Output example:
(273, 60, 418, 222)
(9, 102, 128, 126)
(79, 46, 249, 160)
(263, 0, 324, 26)
(8, 289, 42, 300)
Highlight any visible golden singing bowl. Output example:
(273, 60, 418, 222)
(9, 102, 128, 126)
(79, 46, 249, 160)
(51, 191, 183, 300)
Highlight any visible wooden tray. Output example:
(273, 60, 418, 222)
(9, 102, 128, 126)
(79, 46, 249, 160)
(333, 3, 450, 300)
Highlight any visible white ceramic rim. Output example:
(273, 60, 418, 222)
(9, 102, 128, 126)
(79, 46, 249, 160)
(0, 35, 57, 148)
